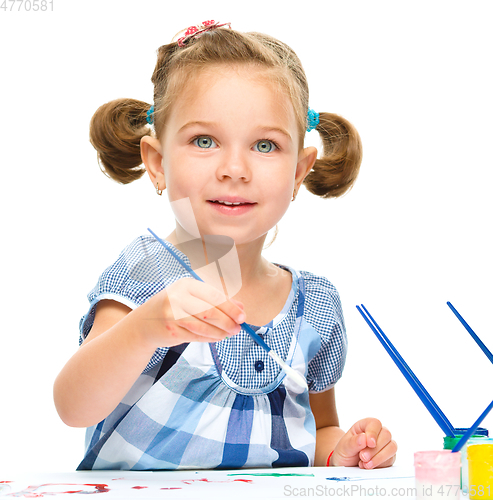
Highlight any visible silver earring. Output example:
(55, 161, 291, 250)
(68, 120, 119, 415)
(156, 182, 163, 196)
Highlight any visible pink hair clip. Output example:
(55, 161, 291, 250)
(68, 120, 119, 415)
(175, 20, 231, 47)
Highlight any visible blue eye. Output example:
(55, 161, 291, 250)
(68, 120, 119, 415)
(193, 136, 216, 149)
(254, 140, 277, 153)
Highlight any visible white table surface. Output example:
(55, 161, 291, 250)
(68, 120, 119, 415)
(0, 466, 422, 499)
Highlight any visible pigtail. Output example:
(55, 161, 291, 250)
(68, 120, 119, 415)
(304, 112, 362, 198)
(89, 98, 152, 184)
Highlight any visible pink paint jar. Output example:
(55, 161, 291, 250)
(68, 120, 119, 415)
(414, 450, 461, 499)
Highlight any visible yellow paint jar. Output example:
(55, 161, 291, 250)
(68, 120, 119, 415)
(468, 444, 493, 499)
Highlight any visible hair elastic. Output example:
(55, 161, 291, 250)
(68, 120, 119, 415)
(146, 106, 154, 125)
(307, 108, 319, 132)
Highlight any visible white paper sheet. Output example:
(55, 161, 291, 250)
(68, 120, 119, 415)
(0, 466, 417, 499)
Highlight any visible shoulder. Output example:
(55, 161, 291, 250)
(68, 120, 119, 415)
(298, 270, 340, 296)
(289, 268, 346, 348)
(297, 270, 343, 319)
(294, 270, 347, 392)
(80, 233, 187, 347)
(87, 234, 187, 307)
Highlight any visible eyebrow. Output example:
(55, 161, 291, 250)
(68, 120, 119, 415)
(178, 121, 215, 134)
(178, 121, 292, 141)
(258, 126, 292, 141)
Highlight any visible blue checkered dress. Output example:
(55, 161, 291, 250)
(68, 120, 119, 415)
(77, 235, 347, 470)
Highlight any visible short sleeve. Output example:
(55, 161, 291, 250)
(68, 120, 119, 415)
(300, 272, 347, 393)
(78, 235, 192, 373)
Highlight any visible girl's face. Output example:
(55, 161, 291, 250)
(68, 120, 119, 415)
(158, 65, 315, 246)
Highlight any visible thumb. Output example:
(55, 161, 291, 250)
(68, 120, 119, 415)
(332, 433, 368, 467)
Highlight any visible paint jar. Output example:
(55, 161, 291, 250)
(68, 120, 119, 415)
(468, 443, 493, 500)
(463, 438, 493, 494)
(414, 450, 461, 499)
(443, 433, 493, 493)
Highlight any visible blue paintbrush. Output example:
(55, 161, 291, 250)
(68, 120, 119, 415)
(357, 305, 456, 437)
(147, 228, 308, 390)
(447, 302, 493, 365)
(452, 399, 493, 452)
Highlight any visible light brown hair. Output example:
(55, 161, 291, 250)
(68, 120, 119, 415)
(89, 27, 362, 199)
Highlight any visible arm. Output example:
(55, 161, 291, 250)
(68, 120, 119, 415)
(310, 388, 345, 466)
(310, 388, 398, 468)
(54, 279, 245, 428)
(53, 299, 157, 428)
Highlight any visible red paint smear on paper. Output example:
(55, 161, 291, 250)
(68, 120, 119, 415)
(6, 483, 110, 497)
(181, 478, 253, 485)
(84, 484, 110, 493)
(1, 481, 13, 483)
(131, 486, 148, 489)
(160, 487, 182, 490)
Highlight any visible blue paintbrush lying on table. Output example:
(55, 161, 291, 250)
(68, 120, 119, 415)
(356, 304, 456, 437)
(147, 228, 308, 390)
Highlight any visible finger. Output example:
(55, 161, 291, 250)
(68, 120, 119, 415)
(187, 280, 246, 324)
(181, 296, 243, 341)
(359, 439, 398, 469)
(184, 310, 241, 340)
(167, 292, 212, 321)
(215, 297, 246, 324)
(351, 418, 383, 449)
(166, 280, 240, 327)
(165, 321, 231, 345)
(359, 426, 391, 463)
(166, 280, 244, 340)
(334, 431, 368, 465)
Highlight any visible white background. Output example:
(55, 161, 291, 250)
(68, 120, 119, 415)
(0, 0, 492, 474)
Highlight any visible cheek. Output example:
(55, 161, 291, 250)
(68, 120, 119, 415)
(272, 174, 296, 198)
(166, 189, 203, 238)
(162, 156, 204, 231)
(163, 155, 196, 198)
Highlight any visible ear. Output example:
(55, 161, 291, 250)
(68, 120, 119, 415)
(295, 146, 318, 190)
(140, 136, 166, 190)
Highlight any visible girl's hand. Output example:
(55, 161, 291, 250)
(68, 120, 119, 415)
(138, 277, 246, 349)
(329, 418, 397, 469)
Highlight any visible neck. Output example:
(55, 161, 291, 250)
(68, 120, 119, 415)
(165, 225, 272, 291)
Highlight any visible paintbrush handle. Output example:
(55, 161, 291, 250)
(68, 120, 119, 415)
(452, 399, 493, 452)
(268, 350, 308, 390)
(447, 302, 493, 364)
(357, 306, 456, 437)
(360, 305, 456, 436)
(148, 228, 270, 351)
(147, 228, 307, 390)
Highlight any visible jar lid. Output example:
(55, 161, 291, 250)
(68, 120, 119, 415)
(443, 435, 492, 450)
(454, 427, 488, 437)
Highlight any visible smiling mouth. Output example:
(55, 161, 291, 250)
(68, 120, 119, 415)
(208, 200, 256, 206)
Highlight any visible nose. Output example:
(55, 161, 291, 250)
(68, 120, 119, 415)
(215, 146, 251, 182)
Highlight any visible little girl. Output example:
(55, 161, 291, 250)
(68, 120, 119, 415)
(54, 21, 397, 471)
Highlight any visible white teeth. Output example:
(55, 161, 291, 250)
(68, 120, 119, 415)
(218, 201, 242, 205)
